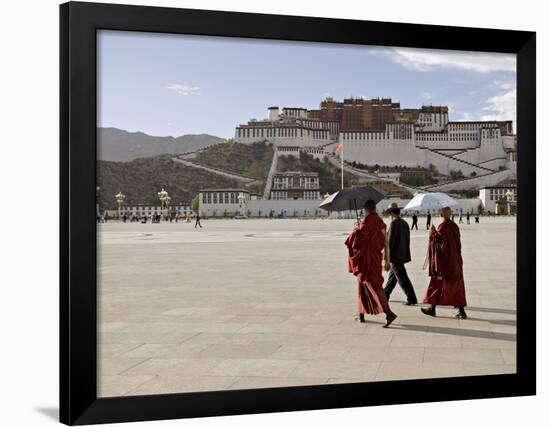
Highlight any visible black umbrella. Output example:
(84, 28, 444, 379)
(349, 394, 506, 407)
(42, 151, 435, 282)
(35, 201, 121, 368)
(318, 186, 386, 220)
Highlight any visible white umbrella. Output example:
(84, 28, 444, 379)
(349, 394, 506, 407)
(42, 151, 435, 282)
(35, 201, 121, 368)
(403, 192, 458, 212)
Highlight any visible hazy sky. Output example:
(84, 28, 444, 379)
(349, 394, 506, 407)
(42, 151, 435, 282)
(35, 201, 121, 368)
(97, 30, 516, 139)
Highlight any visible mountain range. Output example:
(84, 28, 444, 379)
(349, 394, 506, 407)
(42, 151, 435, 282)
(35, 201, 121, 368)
(97, 127, 225, 161)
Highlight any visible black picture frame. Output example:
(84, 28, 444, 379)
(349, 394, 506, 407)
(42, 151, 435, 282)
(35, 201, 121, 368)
(60, 1, 536, 425)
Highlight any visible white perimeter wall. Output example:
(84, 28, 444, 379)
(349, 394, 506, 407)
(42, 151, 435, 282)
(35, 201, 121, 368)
(199, 199, 329, 217)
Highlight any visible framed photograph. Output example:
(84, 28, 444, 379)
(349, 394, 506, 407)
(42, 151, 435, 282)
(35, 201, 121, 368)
(60, 1, 536, 425)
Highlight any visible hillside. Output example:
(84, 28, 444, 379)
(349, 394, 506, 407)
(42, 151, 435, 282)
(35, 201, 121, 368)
(192, 141, 274, 180)
(97, 155, 241, 209)
(98, 127, 224, 161)
(277, 151, 357, 194)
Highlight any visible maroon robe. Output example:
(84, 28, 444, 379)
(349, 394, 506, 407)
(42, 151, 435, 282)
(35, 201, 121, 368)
(345, 213, 390, 315)
(423, 219, 467, 306)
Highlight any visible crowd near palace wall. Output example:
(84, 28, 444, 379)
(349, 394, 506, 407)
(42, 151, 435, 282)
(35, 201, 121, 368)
(234, 97, 517, 177)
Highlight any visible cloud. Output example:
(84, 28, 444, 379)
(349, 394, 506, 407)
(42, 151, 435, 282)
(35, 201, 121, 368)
(419, 91, 432, 100)
(476, 80, 516, 130)
(165, 84, 201, 95)
(374, 47, 516, 73)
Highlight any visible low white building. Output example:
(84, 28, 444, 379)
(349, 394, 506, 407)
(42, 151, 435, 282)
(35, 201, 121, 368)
(479, 182, 517, 214)
(271, 171, 320, 200)
(198, 188, 251, 217)
(120, 204, 193, 217)
(198, 187, 328, 218)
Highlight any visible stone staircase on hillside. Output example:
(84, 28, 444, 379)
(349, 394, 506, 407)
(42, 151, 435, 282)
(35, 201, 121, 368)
(262, 150, 279, 199)
(171, 157, 263, 188)
(425, 148, 494, 174)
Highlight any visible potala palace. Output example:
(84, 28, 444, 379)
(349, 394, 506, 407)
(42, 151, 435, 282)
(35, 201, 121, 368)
(234, 97, 517, 182)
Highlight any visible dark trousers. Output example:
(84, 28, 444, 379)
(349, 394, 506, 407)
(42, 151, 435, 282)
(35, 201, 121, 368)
(411, 221, 418, 230)
(384, 262, 418, 304)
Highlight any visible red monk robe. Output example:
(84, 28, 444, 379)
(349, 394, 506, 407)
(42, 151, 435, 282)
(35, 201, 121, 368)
(345, 212, 390, 315)
(423, 219, 467, 307)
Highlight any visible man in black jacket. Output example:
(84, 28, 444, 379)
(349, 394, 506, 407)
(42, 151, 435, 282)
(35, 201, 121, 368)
(384, 203, 418, 305)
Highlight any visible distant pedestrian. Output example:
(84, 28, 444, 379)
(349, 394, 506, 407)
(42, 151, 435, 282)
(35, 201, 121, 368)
(466, 211, 470, 224)
(195, 213, 203, 228)
(426, 212, 432, 229)
(411, 213, 418, 230)
(475, 216, 480, 223)
(459, 210, 463, 224)
(383, 203, 418, 306)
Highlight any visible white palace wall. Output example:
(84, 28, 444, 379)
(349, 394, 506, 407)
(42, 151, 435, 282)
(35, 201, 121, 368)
(343, 139, 419, 167)
(234, 129, 331, 147)
(453, 135, 507, 165)
(235, 124, 514, 177)
(417, 149, 491, 176)
(342, 140, 497, 176)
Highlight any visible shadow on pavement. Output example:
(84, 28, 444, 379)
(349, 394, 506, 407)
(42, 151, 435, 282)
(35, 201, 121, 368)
(399, 324, 516, 341)
(454, 306, 516, 315)
(389, 300, 516, 316)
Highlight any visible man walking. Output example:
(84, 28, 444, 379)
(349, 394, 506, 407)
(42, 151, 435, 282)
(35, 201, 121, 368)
(195, 213, 203, 228)
(421, 207, 467, 319)
(411, 212, 418, 230)
(384, 203, 418, 305)
(426, 211, 432, 229)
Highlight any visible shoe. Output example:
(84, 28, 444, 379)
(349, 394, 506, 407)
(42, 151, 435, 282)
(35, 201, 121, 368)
(383, 311, 397, 328)
(421, 307, 436, 317)
(456, 309, 468, 319)
(403, 301, 417, 306)
(354, 313, 366, 323)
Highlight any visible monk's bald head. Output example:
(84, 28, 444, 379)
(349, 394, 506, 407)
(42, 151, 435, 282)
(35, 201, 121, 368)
(440, 206, 452, 219)
(364, 199, 377, 214)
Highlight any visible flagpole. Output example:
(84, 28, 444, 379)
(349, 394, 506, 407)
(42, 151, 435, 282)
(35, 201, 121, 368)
(341, 143, 344, 190)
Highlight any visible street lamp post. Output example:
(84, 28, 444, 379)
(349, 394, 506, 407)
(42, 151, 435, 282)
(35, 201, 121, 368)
(96, 186, 101, 220)
(158, 188, 170, 220)
(238, 192, 247, 217)
(505, 189, 514, 215)
(165, 195, 171, 220)
(115, 191, 126, 220)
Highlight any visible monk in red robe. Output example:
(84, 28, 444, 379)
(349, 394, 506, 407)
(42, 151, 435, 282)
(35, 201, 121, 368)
(421, 206, 468, 319)
(345, 199, 397, 327)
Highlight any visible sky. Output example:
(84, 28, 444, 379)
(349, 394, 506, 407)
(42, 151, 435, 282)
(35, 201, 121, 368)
(97, 30, 516, 139)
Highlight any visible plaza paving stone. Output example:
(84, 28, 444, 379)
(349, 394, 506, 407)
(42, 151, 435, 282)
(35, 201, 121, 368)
(97, 217, 516, 397)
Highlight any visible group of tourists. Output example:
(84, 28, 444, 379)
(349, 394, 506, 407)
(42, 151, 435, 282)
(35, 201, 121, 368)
(410, 209, 478, 230)
(98, 213, 203, 227)
(345, 200, 467, 328)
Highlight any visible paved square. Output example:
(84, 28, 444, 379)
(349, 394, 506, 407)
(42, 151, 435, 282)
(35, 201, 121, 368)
(97, 217, 516, 397)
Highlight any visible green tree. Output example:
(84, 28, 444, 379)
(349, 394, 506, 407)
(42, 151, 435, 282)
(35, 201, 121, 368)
(191, 194, 200, 212)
